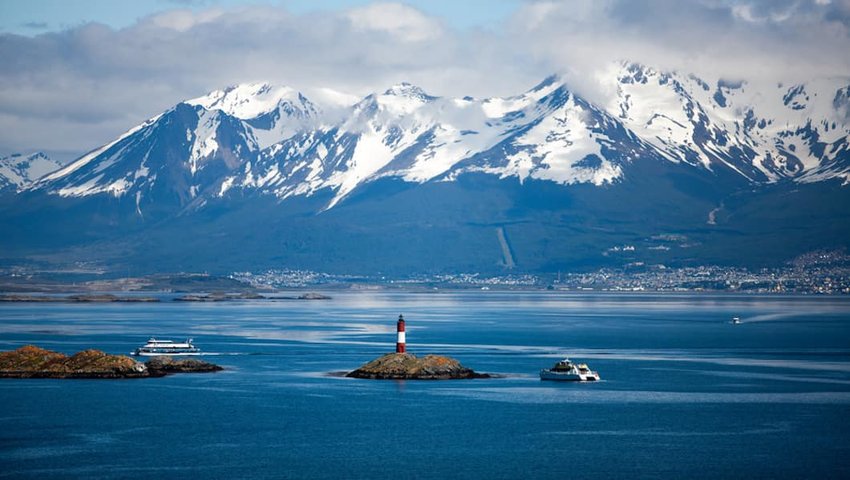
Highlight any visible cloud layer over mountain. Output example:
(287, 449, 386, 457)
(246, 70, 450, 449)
(1, 0, 848, 158)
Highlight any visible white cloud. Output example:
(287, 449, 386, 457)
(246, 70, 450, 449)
(148, 8, 225, 32)
(346, 2, 443, 42)
(0, 0, 848, 158)
(506, 0, 850, 105)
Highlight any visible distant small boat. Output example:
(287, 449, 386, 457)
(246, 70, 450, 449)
(540, 358, 600, 382)
(131, 338, 201, 356)
(731, 317, 741, 325)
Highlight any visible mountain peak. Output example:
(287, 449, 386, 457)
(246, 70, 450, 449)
(383, 82, 433, 101)
(186, 82, 310, 120)
(0, 151, 61, 191)
(617, 62, 661, 85)
(20, 69, 850, 213)
(530, 74, 563, 92)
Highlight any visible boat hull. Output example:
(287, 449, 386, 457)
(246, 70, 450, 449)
(131, 351, 202, 357)
(539, 369, 600, 382)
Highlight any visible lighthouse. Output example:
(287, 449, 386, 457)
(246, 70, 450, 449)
(396, 314, 406, 353)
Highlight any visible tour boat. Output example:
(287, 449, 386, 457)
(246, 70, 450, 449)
(539, 358, 600, 381)
(132, 338, 201, 356)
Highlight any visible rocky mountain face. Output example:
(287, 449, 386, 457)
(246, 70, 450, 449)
(2, 64, 849, 274)
(609, 64, 850, 184)
(0, 152, 61, 193)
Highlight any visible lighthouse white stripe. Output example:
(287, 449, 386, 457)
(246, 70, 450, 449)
(397, 332, 406, 343)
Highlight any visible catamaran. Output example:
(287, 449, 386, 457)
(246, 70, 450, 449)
(540, 358, 600, 381)
(132, 338, 201, 356)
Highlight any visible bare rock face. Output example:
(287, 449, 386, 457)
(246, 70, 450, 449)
(145, 356, 223, 374)
(0, 345, 149, 378)
(0, 346, 223, 379)
(346, 353, 489, 380)
(297, 292, 331, 300)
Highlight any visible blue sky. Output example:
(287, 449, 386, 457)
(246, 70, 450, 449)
(0, 0, 848, 160)
(0, 0, 521, 35)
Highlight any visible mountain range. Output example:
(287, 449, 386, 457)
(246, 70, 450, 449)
(2, 63, 849, 276)
(0, 153, 61, 194)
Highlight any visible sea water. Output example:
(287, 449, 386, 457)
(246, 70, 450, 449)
(1, 292, 849, 479)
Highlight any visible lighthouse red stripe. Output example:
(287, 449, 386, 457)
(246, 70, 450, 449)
(396, 315, 406, 353)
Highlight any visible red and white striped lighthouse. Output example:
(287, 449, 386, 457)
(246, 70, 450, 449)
(396, 314, 406, 353)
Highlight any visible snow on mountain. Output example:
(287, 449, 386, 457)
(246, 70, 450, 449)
(186, 82, 319, 149)
(29, 102, 261, 222)
(607, 63, 850, 184)
(25, 66, 850, 214)
(229, 76, 645, 209)
(0, 152, 61, 192)
(187, 82, 298, 119)
(446, 76, 641, 187)
(37, 115, 163, 195)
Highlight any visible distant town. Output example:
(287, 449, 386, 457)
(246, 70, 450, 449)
(2, 250, 848, 295)
(232, 250, 850, 295)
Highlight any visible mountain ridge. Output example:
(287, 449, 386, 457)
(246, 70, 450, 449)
(23, 63, 850, 217)
(0, 152, 61, 193)
(2, 63, 849, 275)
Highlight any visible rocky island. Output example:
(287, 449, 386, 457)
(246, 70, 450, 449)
(346, 314, 489, 380)
(0, 294, 159, 303)
(174, 292, 265, 302)
(346, 352, 489, 380)
(173, 292, 331, 301)
(0, 345, 222, 379)
(145, 355, 224, 374)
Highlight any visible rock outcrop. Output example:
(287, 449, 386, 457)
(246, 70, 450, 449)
(297, 292, 331, 300)
(174, 292, 265, 302)
(0, 345, 149, 378)
(0, 346, 222, 379)
(0, 294, 159, 302)
(145, 356, 223, 374)
(346, 353, 489, 380)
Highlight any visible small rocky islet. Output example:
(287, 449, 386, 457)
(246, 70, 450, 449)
(0, 294, 160, 303)
(0, 345, 222, 379)
(0, 292, 331, 303)
(174, 292, 331, 301)
(347, 314, 490, 380)
(346, 352, 490, 380)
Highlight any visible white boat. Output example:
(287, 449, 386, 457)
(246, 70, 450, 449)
(131, 338, 201, 356)
(731, 317, 741, 325)
(540, 358, 600, 382)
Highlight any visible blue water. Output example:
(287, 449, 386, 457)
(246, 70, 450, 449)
(1, 292, 850, 479)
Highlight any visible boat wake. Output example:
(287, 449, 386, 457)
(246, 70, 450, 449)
(196, 352, 264, 356)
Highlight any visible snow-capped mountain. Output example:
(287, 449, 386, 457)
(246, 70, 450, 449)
(0, 152, 61, 192)
(185, 82, 320, 149)
(238, 77, 650, 209)
(26, 63, 850, 218)
(30, 82, 319, 215)
(608, 63, 850, 184)
(4, 63, 850, 275)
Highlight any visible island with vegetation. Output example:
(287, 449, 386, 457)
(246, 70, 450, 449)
(0, 345, 222, 379)
(347, 352, 489, 380)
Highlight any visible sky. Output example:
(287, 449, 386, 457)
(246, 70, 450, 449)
(0, 0, 522, 34)
(1, 0, 849, 162)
